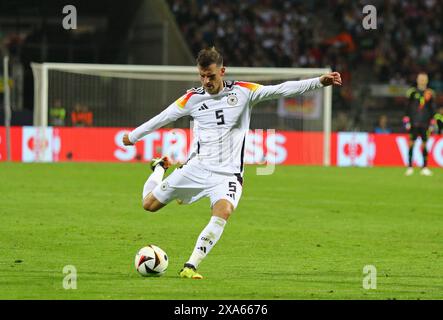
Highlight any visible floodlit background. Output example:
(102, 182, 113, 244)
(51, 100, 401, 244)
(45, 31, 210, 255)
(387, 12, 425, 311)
(0, 0, 442, 300)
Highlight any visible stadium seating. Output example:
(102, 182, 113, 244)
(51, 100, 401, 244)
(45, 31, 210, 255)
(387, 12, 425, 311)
(167, 0, 443, 132)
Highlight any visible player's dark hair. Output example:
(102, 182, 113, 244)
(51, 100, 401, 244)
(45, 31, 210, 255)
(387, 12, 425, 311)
(196, 47, 223, 68)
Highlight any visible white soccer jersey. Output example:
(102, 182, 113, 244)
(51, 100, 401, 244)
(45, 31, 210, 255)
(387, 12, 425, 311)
(128, 77, 324, 175)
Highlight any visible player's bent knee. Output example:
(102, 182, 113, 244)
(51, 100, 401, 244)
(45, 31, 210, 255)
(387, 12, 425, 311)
(143, 202, 160, 212)
(143, 203, 158, 212)
(142, 199, 156, 212)
(212, 199, 234, 221)
(219, 211, 232, 220)
(214, 210, 232, 221)
(142, 196, 165, 212)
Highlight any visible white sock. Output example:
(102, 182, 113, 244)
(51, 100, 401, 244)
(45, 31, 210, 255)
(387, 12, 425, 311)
(187, 216, 227, 269)
(142, 166, 165, 199)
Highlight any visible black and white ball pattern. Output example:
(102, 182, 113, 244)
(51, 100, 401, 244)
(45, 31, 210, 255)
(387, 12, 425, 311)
(135, 244, 168, 276)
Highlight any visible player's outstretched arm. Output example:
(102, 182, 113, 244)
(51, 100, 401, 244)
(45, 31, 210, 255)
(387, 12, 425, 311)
(249, 71, 342, 106)
(123, 101, 190, 146)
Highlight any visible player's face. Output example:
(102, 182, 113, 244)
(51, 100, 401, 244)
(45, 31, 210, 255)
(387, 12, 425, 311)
(417, 73, 428, 90)
(198, 63, 225, 94)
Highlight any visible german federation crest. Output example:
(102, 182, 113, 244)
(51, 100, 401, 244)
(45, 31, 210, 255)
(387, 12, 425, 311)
(227, 93, 238, 106)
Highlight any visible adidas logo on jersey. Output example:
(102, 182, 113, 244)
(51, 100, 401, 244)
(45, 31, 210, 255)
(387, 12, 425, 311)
(198, 103, 209, 111)
(197, 246, 207, 253)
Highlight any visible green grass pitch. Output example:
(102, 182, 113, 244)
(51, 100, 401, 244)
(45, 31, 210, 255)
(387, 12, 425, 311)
(1, 163, 442, 300)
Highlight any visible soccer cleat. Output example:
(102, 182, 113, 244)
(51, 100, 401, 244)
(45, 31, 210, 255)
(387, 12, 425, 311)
(420, 167, 433, 176)
(179, 264, 203, 279)
(405, 167, 414, 176)
(150, 156, 171, 172)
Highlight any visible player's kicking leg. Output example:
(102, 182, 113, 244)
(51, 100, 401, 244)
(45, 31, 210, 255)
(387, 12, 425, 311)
(179, 199, 233, 279)
(142, 157, 171, 212)
(180, 175, 242, 279)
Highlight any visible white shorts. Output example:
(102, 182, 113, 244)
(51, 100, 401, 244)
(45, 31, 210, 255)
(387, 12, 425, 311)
(152, 160, 243, 209)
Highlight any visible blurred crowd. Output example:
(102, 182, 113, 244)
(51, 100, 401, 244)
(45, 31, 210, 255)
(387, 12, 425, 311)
(168, 0, 443, 88)
(168, 0, 443, 132)
(334, 0, 443, 88)
(2, 0, 442, 131)
(169, 0, 336, 68)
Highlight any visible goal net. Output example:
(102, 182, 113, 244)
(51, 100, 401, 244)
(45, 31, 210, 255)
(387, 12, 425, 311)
(32, 63, 332, 165)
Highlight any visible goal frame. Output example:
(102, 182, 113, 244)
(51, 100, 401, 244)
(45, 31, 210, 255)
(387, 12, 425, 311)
(31, 63, 332, 166)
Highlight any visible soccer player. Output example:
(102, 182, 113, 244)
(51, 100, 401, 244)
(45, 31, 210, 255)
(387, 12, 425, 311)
(403, 72, 437, 176)
(123, 47, 342, 279)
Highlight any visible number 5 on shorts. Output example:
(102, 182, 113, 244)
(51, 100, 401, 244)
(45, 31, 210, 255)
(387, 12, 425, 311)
(228, 182, 236, 193)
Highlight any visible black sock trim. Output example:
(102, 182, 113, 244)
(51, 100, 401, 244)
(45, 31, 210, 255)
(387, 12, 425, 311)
(184, 263, 196, 270)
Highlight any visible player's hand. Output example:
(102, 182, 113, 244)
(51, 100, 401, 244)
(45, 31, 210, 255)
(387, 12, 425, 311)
(122, 133, 134, 146)
(320, 72, 342, 87)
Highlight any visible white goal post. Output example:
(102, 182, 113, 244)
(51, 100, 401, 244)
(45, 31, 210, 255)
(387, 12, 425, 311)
(31, 63, 332, 165)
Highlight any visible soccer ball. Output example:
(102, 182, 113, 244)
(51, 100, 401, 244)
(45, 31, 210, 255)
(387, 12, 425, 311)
(134, 245, 168, 277)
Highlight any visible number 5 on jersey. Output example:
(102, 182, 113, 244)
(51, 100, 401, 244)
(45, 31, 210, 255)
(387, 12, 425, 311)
(215, 110, 225, 125)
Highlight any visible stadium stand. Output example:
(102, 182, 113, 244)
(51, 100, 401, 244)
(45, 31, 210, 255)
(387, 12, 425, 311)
(167, 0, 443, 132)
(1, 0, 442, 131)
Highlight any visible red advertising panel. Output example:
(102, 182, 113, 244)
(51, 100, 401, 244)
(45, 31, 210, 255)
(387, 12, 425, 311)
(0, 126, 22, 161)
(277, 131, 323, 165)
(54, 128, 323, 165)
(372, 133, 443, 167)
(0, 126, 5, 161)
(2, 126, 443, 167)
(330, 132, 338, 166)
(56, 127, 192, 162)
(335, 132, 443, 167)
